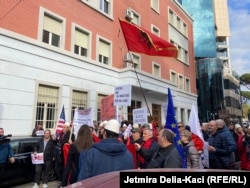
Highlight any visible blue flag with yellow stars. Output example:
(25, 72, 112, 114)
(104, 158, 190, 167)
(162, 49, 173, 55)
(164, 88, 187, 168)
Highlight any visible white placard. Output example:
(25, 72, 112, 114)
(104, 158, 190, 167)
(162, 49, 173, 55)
(133, 107, 148, 125)
(36, 130, 44, 136)
(31, 153, 44, 164)
(73, 107, 93, 137)
(114, 85, 131, 106)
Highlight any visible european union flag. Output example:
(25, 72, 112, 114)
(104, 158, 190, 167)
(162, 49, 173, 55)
(164, 88, 187, 168)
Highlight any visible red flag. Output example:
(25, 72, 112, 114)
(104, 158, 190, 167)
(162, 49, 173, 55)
(56, 105, 65, 137)
(119, 19, 178, 57)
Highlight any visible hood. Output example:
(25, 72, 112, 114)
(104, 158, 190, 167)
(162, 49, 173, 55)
(92, 138, 127, 156)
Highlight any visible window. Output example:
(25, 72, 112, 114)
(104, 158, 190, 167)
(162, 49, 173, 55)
(125, 53, 140, 68)
(98, 39, 110, 65)
(170, 71, 177, 85)
(152, 103, 161, 126)
(180, 108, 185, 123)
(168, 9, 187, 37)
(35, 85, 59, 129)
(74, 28, 89, 57)
(97, 94, 108, 122)
(185, 77, 191, 92)
(42, 14, 62, 47)
(131, 11, 140, 25)
(80, 0, 112, 16)
(178, 74, 184, 90)
(100, 0, 110, 14)
(71, 90, 88, 120)
(127, 100, 141, 124)
(169, 9, 174, 25)
(153, 63, 160, 77)
(151, 0, 159, 12)
(152, 25, 160, 36)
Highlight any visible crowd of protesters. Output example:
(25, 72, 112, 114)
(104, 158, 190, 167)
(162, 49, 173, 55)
(21, 118, 250, 187)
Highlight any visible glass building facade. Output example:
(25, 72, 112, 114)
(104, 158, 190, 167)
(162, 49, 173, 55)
(197, 58, 224, 122)
(180, 0, 216, 58)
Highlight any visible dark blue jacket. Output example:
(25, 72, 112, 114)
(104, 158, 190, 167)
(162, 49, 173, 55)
(217, 126, 237, 152)
(0, 143, 14, 164)
(208, 130, 231, 169)
(79, 138, 133, 180)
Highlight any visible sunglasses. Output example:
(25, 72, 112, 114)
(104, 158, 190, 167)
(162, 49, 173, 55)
(178, 126, 184, 128)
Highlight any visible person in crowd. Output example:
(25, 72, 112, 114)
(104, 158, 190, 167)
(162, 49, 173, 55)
(201, 122, 209, 141)
(240, 125, 250, 170)
(216, 119, 237, 169)
(184, 125, 204, 154)
(180, 129, 200, 169)
(53, 122, 75, 187)
(89, 124, 100, 143)
(235, 124, 244, 161)
(127, 124, 143, 169)
(32, 122, 44, 137)
(92, 120, 98, 134)
(119, 123, 128, 144)
(207, 120, 231, 169)
(78, 119, 134, 180)
(77, 125, 95, 182)
(61, 125, 93, 187)
(243, 123, 249, 135)
(136, 128, 182, 168)
(97, 120, 107, 140)
(134, 128, 158, 168)
(228, 123, 240, 162)
(0, 128, 15, 176)
(32, 129, 55, 188)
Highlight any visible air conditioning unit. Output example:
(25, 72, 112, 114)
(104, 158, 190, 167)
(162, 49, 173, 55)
(125, 8, 133, 21)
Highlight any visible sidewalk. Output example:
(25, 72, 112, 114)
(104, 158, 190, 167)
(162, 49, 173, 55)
(13, 181, 59, 188)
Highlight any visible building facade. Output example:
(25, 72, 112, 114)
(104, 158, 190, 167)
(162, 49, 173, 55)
(0, 0, 197, 136)
(180, 0, 242, 123)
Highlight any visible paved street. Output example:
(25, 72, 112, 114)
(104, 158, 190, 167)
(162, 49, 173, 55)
(13, 181, 59, 188)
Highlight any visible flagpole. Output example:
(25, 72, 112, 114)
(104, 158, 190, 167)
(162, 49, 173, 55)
(127, 52, 154, 122)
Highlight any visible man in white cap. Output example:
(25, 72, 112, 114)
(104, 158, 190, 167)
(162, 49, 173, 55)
(78, 119, 134, 180)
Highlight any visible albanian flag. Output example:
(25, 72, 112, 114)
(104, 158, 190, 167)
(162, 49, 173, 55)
(119, 18, 178, 58)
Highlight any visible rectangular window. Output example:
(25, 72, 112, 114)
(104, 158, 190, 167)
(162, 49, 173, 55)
(153, 64, 160, 77)
(42, 14, 62, 47)
(71, 90, 88, 120)
(170, 71, 177, 85)
(152, 26, 160, 36)
(100, 0, 109, 14)
(181, 108, 185, 123)
(98, 39, 110, 65)
(35, 85, 59, 129)
(98, 94, 108, 122)
(152, 103, 161, 126)
(178, 74, 184, 90)
(185, 77, 190, 92)
(74, 28, 89, 57)
(131, 11, 140, 25)
(151, 0, 159, 12)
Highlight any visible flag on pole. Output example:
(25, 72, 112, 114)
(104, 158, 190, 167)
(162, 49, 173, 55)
(188, 103, 204, 141)
(56, 105, 65, 137)
(119, 19, 178, 57)
(164, 88, 186, 168)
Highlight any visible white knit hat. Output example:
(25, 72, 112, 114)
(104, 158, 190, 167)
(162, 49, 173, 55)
(105, 119, 120, 134)
(235, 124, 241, 130)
